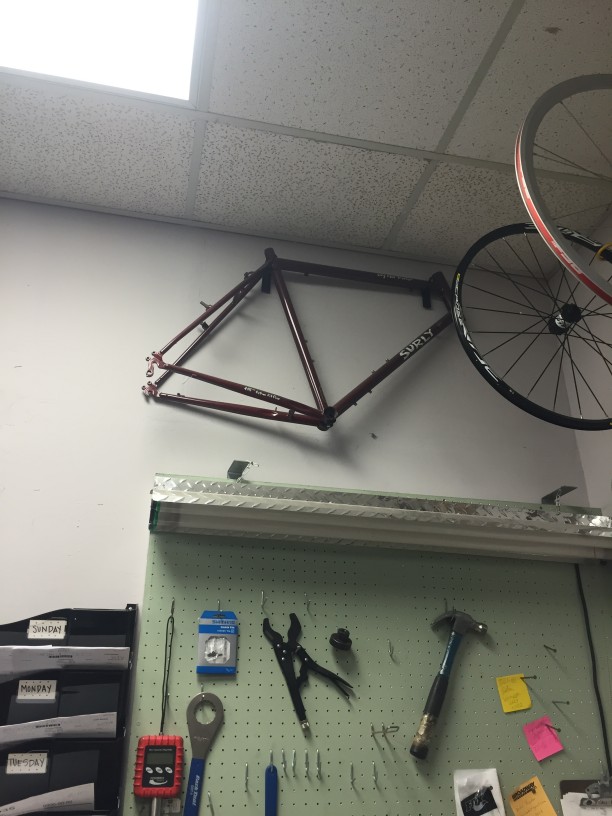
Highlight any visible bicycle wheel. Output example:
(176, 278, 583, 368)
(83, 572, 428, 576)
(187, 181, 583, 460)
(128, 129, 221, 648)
(515, 74, 612, 303)
(453, 223, 612, 431)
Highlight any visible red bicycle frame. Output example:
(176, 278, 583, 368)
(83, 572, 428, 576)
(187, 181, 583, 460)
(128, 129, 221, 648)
(143, 248, 453, 430)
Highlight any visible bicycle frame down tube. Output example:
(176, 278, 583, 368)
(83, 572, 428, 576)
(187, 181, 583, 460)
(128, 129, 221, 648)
(333, 311, 453, 417)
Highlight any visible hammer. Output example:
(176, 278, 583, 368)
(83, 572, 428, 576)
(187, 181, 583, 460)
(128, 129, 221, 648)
(410, 609, 487, 759)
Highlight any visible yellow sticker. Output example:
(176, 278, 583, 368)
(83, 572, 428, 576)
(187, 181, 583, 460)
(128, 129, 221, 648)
(496, 673, 532, 713)
(508, 776, 557, 816)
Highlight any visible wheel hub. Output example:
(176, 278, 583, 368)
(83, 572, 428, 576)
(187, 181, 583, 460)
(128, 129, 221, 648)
(548, 302, 582, 335)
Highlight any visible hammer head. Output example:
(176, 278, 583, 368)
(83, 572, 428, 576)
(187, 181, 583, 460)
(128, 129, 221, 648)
(432, 609, 487, 636)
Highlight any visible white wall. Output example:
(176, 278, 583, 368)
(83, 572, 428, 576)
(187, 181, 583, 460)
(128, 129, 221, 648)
(572, 214, 612, 512)
(0, 199, 593, 621)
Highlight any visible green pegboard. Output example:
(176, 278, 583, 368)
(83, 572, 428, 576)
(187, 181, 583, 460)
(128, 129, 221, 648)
(124, 533, 612, 816)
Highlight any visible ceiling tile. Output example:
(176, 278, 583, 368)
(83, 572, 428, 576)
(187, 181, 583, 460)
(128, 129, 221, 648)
(391, 163, 611, 264)
(193, 122, 427, 246)
(0, 82, 194, 215)
(209, 1, 508, 150)
(447, 0, 612, 164)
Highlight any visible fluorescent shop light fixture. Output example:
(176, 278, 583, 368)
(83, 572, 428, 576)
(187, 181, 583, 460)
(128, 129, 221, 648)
(150, 475, 612, 563)
(0, 0, 200, 99)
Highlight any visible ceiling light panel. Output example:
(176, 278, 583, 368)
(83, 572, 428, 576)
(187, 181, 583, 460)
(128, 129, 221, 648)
(0, 0, 200, 99)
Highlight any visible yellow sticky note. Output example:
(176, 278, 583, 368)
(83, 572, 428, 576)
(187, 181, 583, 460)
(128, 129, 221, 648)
(508, 776, 556, 816)
(496, 673, 532, 713)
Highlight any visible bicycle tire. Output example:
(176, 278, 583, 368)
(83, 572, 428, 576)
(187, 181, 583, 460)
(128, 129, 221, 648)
(453, 223, 612, 431)
(515, 74, 612, 304)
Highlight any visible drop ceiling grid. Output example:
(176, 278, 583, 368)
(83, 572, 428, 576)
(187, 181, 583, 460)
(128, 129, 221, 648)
(390, 163, 612, 262)
(206, 0, 512, 150)
(0, 82, 196, 217)
(447, 0, 612, 163)
(193, 121, 429, 246)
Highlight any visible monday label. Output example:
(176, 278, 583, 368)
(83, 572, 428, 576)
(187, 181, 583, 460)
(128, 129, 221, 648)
(17, 679, 57, 701)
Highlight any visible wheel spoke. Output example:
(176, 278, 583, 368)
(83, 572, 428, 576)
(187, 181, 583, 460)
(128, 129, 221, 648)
(552, 335, 569, 410)
(552, 201, 612, 222)
(501, 236, 557, 301)
(472, 330, 549, 335)
(464, 305, 543, 317)
(524, 232, 558, 301)
(561, 99, 612, 173)
(482, 317, 545, 357)
(565, 334, 584, 418)
(463, 282, 543, 314)
(527, 341, 564, 397)
(563, 334, 608, 416)
(569, 326, 612, 377)
(501, 322, 550, 379)
(533, 142, 612, 181)
(572, 324, 612, 351)
(482, 248, 549, 319)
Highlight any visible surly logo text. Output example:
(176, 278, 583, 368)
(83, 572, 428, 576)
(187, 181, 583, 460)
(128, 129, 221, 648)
(399, 329, 434, 359)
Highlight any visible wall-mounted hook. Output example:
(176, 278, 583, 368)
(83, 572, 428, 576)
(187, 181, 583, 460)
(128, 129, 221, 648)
(281, 749, 286, 774)
(292, 749, 296, 777)
(304, 749, 309, 777)
(305, 593, 311, 612)
(316, 749, 321, 780)
(261, 590, 266, 610)
(350, 762, 355, 786)
(372, 762, 378, 784)
(388, 640, 394, 659)
(244, 763, 248, 792)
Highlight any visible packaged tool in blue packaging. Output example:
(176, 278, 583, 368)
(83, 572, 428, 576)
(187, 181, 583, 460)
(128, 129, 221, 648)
(196, 611, 238, 675)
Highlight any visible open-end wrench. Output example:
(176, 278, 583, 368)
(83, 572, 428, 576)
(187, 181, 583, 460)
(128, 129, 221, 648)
(183, 692, 224, 816)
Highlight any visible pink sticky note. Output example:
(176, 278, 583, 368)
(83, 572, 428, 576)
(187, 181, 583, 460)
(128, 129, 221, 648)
(523, 715, 564, 761)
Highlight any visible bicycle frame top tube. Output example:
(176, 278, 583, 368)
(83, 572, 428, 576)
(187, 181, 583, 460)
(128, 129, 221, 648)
(143, 249, 453, 431)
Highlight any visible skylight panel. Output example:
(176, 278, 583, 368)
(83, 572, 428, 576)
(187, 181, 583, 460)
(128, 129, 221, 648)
(0, 0, 200, 100)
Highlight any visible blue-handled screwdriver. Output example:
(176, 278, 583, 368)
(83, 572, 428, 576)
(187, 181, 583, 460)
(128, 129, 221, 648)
(265, 752, 278, 816)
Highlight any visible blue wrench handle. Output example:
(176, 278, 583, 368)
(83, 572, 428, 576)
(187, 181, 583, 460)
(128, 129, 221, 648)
(183, 757, 206, 816)
(265, 764, 278, 816)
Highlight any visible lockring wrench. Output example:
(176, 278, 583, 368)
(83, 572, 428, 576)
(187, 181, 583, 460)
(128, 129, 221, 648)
(183, 692, 224, 816)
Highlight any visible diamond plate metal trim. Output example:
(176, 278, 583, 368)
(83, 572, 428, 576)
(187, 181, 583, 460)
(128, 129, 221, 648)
(152, 474, 609, 529)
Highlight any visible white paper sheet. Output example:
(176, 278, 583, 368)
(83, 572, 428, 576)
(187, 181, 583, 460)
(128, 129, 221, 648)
(0, 783, 95, 815)
(0, 712, 117, 748)
(0, 646, 129, 678)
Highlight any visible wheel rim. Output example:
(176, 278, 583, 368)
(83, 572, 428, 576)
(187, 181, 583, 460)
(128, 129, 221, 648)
(515, 74, 612, 304)
(453, 223, 612, 431)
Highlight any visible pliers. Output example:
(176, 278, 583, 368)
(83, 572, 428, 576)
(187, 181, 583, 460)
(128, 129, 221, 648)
(263, 612, 352, 731)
